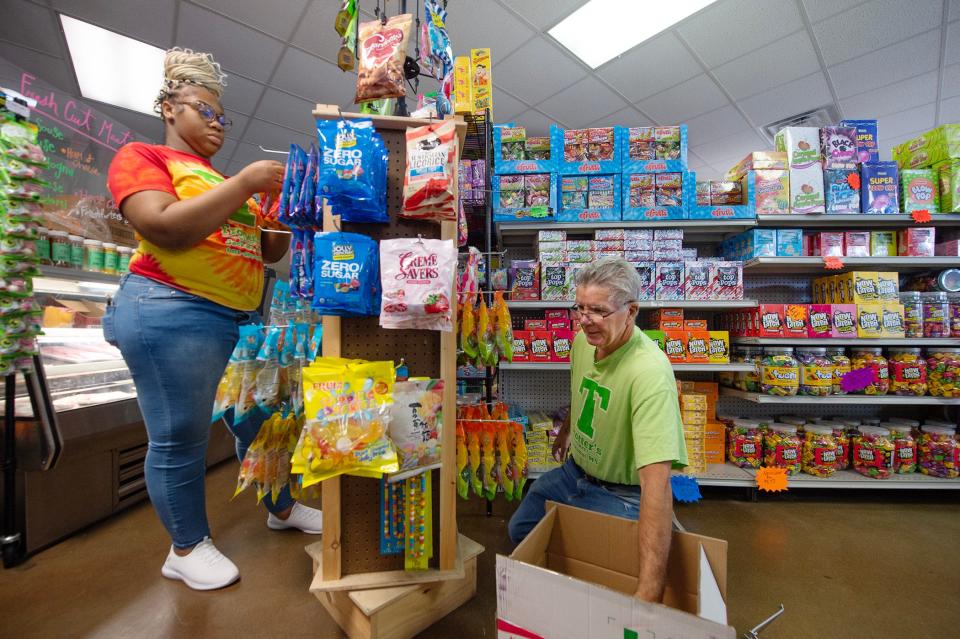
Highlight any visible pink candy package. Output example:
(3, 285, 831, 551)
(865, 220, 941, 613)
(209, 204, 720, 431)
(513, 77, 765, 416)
(379, 238, 457, 331)
(684, 261, 711, 300)
(710, 262, 744, 300)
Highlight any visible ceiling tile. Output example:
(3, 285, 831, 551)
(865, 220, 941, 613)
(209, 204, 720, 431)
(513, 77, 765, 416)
(829, 32, 940, 99)
(947, 20, 960, 66)
(952, 0, 960, 21)
(811, 0, 942, 66)
(676, 0, 803, 67)
(943, 63, 960, 99)
(684, 105, 753, 146)
(712, 30, 820, 100)
(493, 37, 586, 105)
(597, 32, 702, 103)
(53, 0, 176, 49)
(877, 103, 937, 141)
(637, 74, 729, 124)
(692, 130, 768, 167)
(738, 71, 832, 126)
(445, 2, 536, 60)
(290, 0, 343, 61)
(536, 76, 627, 128)
(176, 3, 285, 82)
(800, 0, 870, 24)
(878, 128, 928, 162)
(92, 102, 162, 141)
(223, 109, 249, 136)
(0, 43, 77, 96)
(220, 72, 266, 116)
(242, 119, 313, 156)
(586, 106, 651, 128)
(492, 86, 530, 123)
(270, 47, 357, 105)
(510, 109, 556, 137)
(1, 1, 61, 57)
(253, 89, 315, 135)
(192, 0, 310, 40)
(839, 71, 939, 119)
(500, 0, 587, 31)
(939, 95, 960, 124)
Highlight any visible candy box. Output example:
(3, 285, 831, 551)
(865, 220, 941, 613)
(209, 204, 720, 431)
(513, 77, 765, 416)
(596, 250, 624, 260)
(752, 170, 790, 215)
(777, 229, 803, 256)
(824, 168, 860, 214)
(471, 48, 492, 112)
(525, 319, 548, 330)
(841, 119, 879, 163)
(525, 174, 552, 207)
(844, 231, 870, 257)
(655, 262, 685, 301)
(545, 309, 570, 326)
(453, 56, 472, 113)
(756, 304, 784, 338)
(628, 173, 656, 208)
(562, 175, 589, 192)
(529, 330, 553, 363)
(538, 250, 565, 264)
(840, 271, 880, 303)
(684, 261, 711, 300)
(589, 175, 615, 191)
(654, 228, 683, 241)
(588, 189, 616, 209)
(500, 126, 527, 161)
(861, 162, 900, 214)
(655, 172, 683, 207)
(655, 308, 684, 322)
(565, 250, 593, 264)
(511, 330, 531, 362)
(595, 240, 625, 251)
(525, 136, 551, 161)
(871, 231, 897, 256)
(784, 303, 809, 337)
(566, 240, 595, 252)
(499, 175, 525, 209)
(808, 304, 833, 338)
(743, 228, 777, 257)
(935, 240, 960, 256)
(882, 302, 906, 338)
(900, 169, 939, 213)
(708, 331, 730, 364)
(820, 126, 859, 169)
(654, 248, 682, 262)
(633, 262, 656, 300)
(877, 272, 899, 300)
(550, 329, 574, 362)
(562, 191, 588, 208)
(682, 248, 698, 261)
(540, 264, 570, 301)
(812, 231, 844, 257)
(537, 241, 566, 256)
(663, 330, 688, 363)
(710, 262, 743, 300)
(684, 319, 708, 330)
(563, 128, 588, 162)
(709, 181, 743, 206)
(829, 304, 856, 338)
(510, 260, 540, 300)
(654, 126, 681, 160)
(625, 250, 653, 262)
(857, 302, 883, 338)
(642, 329, 666, 351)
(588, 127, 616, 162)
(594, 229, 625, 241)
(937, 160, 960, 212)
(696, 181, 711, 206)
(626, 126, 656, 161)
(686, 330, 710, 363)
(538, 230, 566, 242)
(788, 165, 826, 213)
(898, 227, 935, 257)
(725, 151, 788, 180)
(775, 126, 821, 168)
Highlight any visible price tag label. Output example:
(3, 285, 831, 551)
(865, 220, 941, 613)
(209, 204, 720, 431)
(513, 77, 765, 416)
(823, 256, 845, 270)
(756, 467, 788, 492)
(670, 475, 702, 503)
(846, 173, 861, 190)
(911, 209, 932, 223)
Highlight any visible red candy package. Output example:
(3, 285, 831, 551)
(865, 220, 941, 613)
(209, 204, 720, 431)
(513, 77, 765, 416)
(402, 121, 459, 222)
(379, 237, 457, 331)
(355, 14, 413, 103)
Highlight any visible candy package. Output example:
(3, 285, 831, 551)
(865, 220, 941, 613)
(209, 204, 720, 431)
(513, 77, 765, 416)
(312, 231, 381, 316)
(316, 118, 388, 223)
(388, 379, 444, 472)
(355, 14, 413, 103)
(379, 237, 456, 331)
(402, 121, 459, 222)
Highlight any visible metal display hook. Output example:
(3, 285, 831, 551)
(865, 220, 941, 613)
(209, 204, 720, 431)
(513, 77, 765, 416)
(744, 604, 785, 639)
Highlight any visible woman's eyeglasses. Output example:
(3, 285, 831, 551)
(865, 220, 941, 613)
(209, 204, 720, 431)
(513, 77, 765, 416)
(179, 100, 232, 130)
(570, 301, 634, 323)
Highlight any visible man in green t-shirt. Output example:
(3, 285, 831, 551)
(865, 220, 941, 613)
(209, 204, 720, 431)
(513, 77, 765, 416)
(508, 257, 687, 602)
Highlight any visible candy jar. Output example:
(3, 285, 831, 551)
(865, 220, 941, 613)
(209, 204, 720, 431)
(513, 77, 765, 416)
(83, 239, 104, 273)
(900, 291, 923, 338)
(118, 246, 133, 272)
(917, 424, 959, 478)
(798, 347, 833, 396)
(761, 347, 799, 396)
(948, 293, 960, 338)
(101, 242, 118, 275)
(36, 227, 51, 266)
(884, 422, 917, 474)
(887, 347, 928, 396)
(68, 234, 84, 269)
(922, 292, 950, 338)
(852, 425, 894, 479)
(735, 346, 762, 392)
(48, 230, 70, 267)
(850, 347, 889, 395)
(763, 423, 802, 475)
(827, 347, 851, 395)
(829, 423, 851, 471)
(925, 348, 960, 398)
(727, 419, 762, 469)
(802, 424, 838, 477)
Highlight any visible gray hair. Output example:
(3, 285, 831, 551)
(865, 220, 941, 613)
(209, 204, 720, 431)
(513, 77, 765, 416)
(574, 257, 641, 307)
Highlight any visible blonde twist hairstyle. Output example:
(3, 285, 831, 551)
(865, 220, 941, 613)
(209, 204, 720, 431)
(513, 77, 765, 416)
(154, 47, 227, 115)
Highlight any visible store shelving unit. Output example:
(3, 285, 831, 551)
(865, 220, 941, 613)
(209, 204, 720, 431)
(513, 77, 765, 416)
(732, 337, 960, 347)
(497, 218, 756, 246)
(507, 299, 758, 310)
(720, 388, 960, 405)
(685, 464, 960, 489)
(500, 362, 756, 373)
(743, 256, 960, 274)
(754, 213, 960, 227)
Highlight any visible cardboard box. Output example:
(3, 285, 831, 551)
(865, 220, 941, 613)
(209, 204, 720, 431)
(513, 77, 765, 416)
(453, 56, 472, 114)
(686, 330, 710, 364)
(857, 303, 884, 338)
(808, 304, 832, 338)
(497, 503, 732, 639)
(708, 332, 730, 364)
(812, 231, 844, 257)
(659, 319, 685, 331)
(682, 409, 708, 425)
(882, 302, 906, 338)
(844, 231, 871, 257)
(529, 331, 553, 363)
(783, 303, 809, 338)
(684, 319, 709, 331)
(512, 330, 531, 362)
(664, 330, 689, 363)
(704, 448, 725, 465)
(470, 48, 492, 113)
(678, 381, 719, 421)
(835, 271, 880, 303)
(680, 392, 708, 411)
(871, 231, 897, 257)
(525, 319, 548, 331)
(877, 272, 899, 301)
(756, 304, 785, 338)
(643, 329, 666, 351)
(831, 304, 858, 338)
(898, 227, 935, 257)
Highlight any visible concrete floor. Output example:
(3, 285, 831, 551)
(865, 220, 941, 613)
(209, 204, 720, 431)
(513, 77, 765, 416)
(1, 463, 958, 638)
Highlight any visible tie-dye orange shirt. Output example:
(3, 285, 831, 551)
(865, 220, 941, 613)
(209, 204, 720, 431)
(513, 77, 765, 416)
(107, 143, 264, 311)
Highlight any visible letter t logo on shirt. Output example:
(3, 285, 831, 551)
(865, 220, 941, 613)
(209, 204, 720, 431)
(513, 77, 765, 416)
(576, 377, 611, 440)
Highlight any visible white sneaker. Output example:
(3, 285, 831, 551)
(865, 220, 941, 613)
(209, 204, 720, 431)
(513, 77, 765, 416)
(267, 503, 323, 534)
(160, 537, 240, 591)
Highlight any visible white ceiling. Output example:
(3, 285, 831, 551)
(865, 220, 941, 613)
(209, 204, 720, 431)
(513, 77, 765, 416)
(1, 0, 958, 179)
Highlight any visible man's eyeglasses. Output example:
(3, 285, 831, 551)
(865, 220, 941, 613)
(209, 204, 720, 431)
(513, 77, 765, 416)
(570, 301, 634, 322)
(179, 100, 232, 130)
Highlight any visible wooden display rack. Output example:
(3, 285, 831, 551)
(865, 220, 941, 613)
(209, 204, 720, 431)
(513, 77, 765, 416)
(306, 106, 482, 638)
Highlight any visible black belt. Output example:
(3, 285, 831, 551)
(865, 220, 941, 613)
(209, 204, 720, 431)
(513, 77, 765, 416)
(573, 459, 637, 491)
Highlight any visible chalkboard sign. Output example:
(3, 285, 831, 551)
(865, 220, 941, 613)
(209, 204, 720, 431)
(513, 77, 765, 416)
(0, 57, 147, 246)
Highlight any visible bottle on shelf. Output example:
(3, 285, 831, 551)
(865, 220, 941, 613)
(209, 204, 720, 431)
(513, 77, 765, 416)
(36, 227, 51, 265)
(68, 234, 84, 270)
(83, 239, 104, 273)
(117, 246, 132, 273)
(102, 242, 118, 275)
(49, 230, 71, 268)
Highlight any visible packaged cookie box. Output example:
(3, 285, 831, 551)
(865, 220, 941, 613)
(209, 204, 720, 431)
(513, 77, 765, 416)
(861, 162, 900, 214)
(553, 124, 622, 174)
(620, 124, 688, 173)
(492, 125, 557, 173)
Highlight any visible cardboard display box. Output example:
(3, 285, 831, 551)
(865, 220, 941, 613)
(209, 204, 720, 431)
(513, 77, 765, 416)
(497, 503, 733, 639)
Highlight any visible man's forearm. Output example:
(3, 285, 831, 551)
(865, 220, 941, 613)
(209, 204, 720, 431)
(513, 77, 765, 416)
(636, 462, 673, 602)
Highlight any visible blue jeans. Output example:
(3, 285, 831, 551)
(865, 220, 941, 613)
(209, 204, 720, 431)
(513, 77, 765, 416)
(103, 274, 281, 548)
(507, 457, 641, 544)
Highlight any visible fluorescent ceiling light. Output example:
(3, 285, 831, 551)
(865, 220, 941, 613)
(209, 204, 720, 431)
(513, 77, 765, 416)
(60, 14, 165, 115)
(549, 0, 718, 69)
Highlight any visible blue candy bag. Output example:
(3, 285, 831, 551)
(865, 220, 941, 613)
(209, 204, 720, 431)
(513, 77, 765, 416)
(312, 231, 380, 316)
(317, 118, 388, 223)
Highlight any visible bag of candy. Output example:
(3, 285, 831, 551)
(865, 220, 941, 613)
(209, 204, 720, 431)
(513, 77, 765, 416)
(379, 237, 456, 331)
(492, 291, 513, 363)
(316, 118, 388, 223)
(355, 14, 413, 103)
(401, 121, 458, 222)
(312, 231, 380, 316)
(477, 295, 496, 366)
(387, 379, 444, 472)
(213, 324, 264, 423)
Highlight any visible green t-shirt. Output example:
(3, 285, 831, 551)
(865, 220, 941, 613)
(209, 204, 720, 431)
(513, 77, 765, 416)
(569, 327, 687, 485)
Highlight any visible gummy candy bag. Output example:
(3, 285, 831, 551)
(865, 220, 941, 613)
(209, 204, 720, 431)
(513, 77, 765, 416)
(388, 379, 444, 472)
(459, 298, 478, 362)
(477, 295, 496, 367)
(312, 231, 380, 316)
(401, 121, 458, 222)
(379, 237, 456, 331)
(492, 291, 513, 363)
(213, 324, 263, 423)
(254, 327, 283, 413)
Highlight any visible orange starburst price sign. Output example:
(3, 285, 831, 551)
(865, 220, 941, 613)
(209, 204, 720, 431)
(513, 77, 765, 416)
(911, 209, 932, 223)
(823, 256, 845, 270)
(756, 467, 789, 492)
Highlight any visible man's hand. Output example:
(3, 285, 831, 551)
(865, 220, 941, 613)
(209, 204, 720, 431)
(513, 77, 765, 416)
(552, 414, 571, 462)
(635, 461, 673, 603)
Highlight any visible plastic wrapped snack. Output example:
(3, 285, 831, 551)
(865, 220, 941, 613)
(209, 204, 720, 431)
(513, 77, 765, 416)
(802, 424, 838, 477)
(852, 425, 895, 479)
(763, 423, 802, 475)
(798, 347, 833, 397)
(917, 424, 959, 478)
(886, 422, 917, 474)
(761, 347, 799, 396)
(922, 292, 950, 338)
(388, 379, 444, 472)
(926, 348, 960, 398)
(379, 237, 456, 331)
(355, 14, 413, 103)
(312, 231, 381, 316)
(850, 347, 889, 395)
(401, 121, 458, 222)
(734, 346, 762, 392)
(728, 419, 763, 469)
(887, 347, 927, 396)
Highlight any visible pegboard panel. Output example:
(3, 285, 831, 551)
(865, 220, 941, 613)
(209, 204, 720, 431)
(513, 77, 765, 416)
(745, 274, 811, 303)
(500, 368, 570, 412)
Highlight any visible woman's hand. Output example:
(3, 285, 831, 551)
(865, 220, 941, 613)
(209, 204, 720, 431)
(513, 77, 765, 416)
(238, 160, 285, 195)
